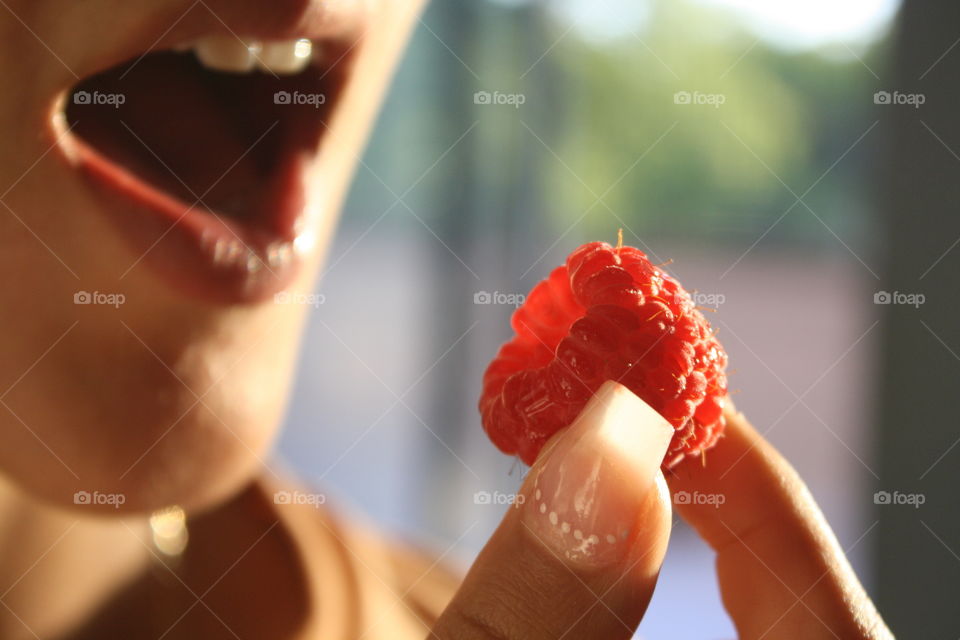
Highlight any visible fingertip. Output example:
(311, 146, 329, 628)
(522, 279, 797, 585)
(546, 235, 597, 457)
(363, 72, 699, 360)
(520, 381, 674, 570)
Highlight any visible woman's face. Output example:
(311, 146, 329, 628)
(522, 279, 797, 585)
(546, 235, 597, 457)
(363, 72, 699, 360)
(0, 0, 424, 512)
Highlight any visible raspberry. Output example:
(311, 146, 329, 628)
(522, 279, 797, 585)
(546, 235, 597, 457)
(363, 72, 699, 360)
(479, 237, 728, 468)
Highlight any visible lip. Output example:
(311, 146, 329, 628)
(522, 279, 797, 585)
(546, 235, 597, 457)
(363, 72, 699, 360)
(63, 126, 313, 303)
(49, 0, 367, 305)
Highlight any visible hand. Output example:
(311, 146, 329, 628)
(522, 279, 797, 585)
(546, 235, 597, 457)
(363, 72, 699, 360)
(429, 381, 892, 639)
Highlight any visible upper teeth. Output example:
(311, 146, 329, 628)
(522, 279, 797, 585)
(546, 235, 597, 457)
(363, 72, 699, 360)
(189, 36, 313, 75)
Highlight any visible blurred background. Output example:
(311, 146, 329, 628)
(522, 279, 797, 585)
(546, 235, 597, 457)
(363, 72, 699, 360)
(277, 0, 959, 637)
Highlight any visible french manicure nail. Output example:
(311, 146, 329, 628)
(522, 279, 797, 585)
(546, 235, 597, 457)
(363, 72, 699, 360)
(522, 381, 674, 568)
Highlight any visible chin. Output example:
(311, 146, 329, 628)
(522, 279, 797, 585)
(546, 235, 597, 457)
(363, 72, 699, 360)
(0, 300, 303, 515)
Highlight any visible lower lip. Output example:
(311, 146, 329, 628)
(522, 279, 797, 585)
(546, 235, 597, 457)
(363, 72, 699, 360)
(65, 132, 313, 306)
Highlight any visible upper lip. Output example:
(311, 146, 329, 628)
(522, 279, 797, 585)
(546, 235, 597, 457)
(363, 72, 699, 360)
(56, 0, 367, 89)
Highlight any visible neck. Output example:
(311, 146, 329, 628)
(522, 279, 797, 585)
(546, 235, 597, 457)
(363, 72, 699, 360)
(0, 475, 151, 640)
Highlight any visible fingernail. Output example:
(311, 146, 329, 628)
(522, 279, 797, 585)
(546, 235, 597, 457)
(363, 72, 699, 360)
(522, 381, 674, 568)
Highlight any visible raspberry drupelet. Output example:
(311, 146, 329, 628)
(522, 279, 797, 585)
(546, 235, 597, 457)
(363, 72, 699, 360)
(479, 235, 728, 469)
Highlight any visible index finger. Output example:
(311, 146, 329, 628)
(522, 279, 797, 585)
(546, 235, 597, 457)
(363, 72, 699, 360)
(666, 406, 893, 640)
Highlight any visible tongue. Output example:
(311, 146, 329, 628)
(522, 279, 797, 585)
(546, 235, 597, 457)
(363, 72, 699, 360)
(67, 52, 279, 224)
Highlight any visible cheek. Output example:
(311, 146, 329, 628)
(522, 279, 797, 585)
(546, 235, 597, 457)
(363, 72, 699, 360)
(0, 302, 305, 513)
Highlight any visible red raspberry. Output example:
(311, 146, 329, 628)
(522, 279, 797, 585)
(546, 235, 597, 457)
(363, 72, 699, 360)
(479, 237, 728, 468)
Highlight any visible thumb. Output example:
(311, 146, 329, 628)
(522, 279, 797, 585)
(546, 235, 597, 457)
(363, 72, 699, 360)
(431, 382, 674, 640)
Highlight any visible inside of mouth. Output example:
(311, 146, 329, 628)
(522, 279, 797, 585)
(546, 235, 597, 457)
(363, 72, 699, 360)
(65, 45, 348, 229)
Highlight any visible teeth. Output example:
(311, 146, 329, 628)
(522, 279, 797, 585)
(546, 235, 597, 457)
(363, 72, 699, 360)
(189, 35, 313, 75)
(258, 39, 313, 75)
(203, 232, 295, 274)
(193, 35, 260, 73)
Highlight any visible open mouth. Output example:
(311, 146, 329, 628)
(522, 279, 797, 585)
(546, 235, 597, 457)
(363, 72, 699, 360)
(61, 34, 355, 304)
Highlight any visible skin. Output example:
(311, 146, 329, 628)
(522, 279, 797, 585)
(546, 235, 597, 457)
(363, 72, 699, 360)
(0, 0, 426, 637)
(432, 405, 895, 639)
(0, 0, 426, 514)
(0, 1, 893, 638)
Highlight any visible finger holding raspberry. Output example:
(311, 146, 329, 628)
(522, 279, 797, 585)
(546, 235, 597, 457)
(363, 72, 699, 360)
(666, 404, 893, 639)
(434, 382, 675, 639)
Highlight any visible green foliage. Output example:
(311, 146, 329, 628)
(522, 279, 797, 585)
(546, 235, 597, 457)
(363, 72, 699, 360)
(536, 0, 885, 244)
(348, 0, 887, 250)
